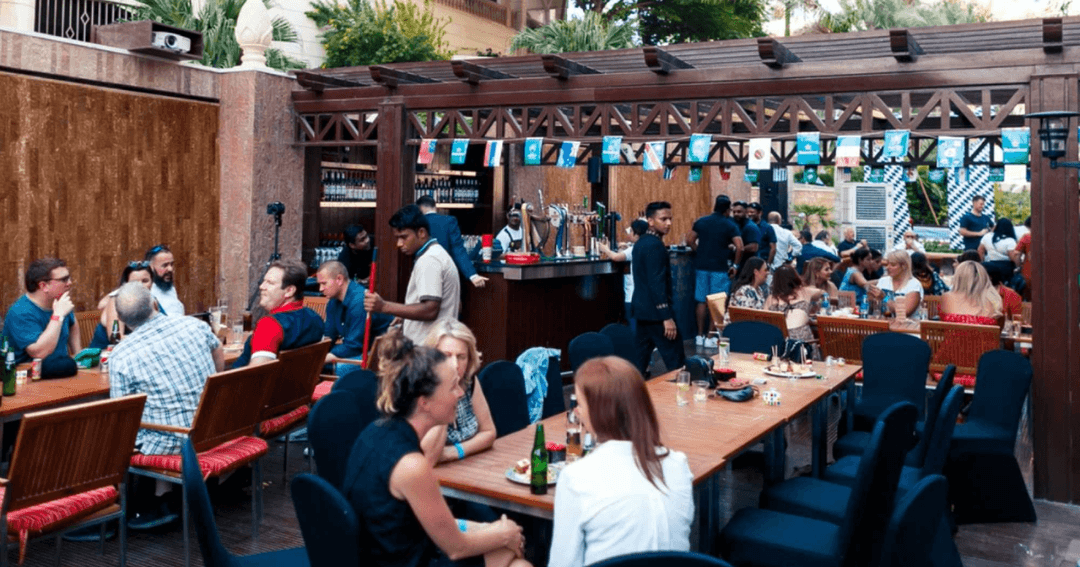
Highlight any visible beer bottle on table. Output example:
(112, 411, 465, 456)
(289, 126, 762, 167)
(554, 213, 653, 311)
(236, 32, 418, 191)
(530, 424, 548, 495)
(109, 320, 121, 345)
(565, 394, 582, 461)
(2, 337, 15, 397)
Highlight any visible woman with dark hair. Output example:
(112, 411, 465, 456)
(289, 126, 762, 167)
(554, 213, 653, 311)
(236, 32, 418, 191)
(765, 265, 823, 352)
(89, 261, 163, 349)
(978, 217, 1017, 285)
(727, 257, 769, 309)
(839, 248, 874, 303)
(911, 252, 949, 296)
(802, 257, 839, 298)
(549, 357, 693, 567)
(343, 328, 529, 567)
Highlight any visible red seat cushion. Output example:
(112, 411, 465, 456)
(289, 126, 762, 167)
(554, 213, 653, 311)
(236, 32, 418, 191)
(2, 485, 117, 563)
(311, 381, 333, 402)
(260, 405, 310, 437)
(932, 371, 976, 388)
(131, 437, 268, 478)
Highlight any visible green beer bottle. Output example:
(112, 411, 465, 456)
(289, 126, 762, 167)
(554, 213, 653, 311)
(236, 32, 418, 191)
(530, 424, 548, 495)
(2, 337, 14, 397)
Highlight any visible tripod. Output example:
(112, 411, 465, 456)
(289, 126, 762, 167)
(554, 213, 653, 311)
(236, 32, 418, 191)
(247, 202, 285, 312)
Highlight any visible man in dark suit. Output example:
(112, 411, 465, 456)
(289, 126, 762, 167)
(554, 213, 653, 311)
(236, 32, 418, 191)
(417, 196, 488, 288)
(631, 201, 685, 376)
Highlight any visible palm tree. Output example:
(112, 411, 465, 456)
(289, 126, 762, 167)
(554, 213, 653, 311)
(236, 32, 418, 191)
(510, 11, 636, 54)
(811, 0, 985, 33)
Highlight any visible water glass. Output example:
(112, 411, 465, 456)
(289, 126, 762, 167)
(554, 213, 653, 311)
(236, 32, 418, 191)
(719, 338, 731, 365)
(675, 371, 691, 406)
(1012, 314, 1023, 338)
(209, 306, 222, 332)
(693, 381, 710, 403)
(231, 323, 245, 346)
(895, 305, 907, 322)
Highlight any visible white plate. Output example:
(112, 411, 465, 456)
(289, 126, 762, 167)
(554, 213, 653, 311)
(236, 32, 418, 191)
(762, 366, 817, 379)
(505, 462, 564, 486)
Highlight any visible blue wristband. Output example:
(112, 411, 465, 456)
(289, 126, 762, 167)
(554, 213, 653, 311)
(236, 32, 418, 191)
(454, 442, 465, 460)
(457, 519, 467, 532)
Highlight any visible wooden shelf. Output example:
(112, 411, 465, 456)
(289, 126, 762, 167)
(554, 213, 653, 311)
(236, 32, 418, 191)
(436, 203, 478, 209)
(321, 162, 377, 171)
(320, 201, 377, 208)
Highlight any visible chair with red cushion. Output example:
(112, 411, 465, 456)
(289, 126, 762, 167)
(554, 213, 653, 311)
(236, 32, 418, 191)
(129, 362, 280, 567)
(0, 394, 145, 567)
(257, 340, 333, 479)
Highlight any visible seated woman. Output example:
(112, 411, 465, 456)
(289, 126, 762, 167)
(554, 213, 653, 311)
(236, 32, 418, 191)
(420, 320, 496, 465)
(978, 217, 1018, 286)
(869, 250, 923, 319)
(727, 257, 769, 310)
(343, 328, 529, 567)
(939, 261, 1002, 325)
(765, 266, 823, 358)
(89, 261, 163, 349)
(802, 257, 839, 299)
(839, 248, 874, 304)
(911, 252, 949, 297)
(985, 265, 1022, 321)
(549, 356, 693, 567)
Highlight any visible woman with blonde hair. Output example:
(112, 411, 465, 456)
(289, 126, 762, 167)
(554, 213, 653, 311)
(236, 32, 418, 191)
(420, 319, 496, 465)
(549, 356, 693, 567)
(939, 261, 1002, 325)
(802, 257, 839, 298)
(869, 249, 923, 319)
(344, 327, 530, 567)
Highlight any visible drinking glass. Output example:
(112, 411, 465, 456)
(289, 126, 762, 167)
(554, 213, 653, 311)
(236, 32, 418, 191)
(676, 371, 691, 406)
(718, 338, 731, 365)
(231, 323, 245, 346)
(1012, 314, 1023, 338)
(693, 381, 710, 403)
(895, 305, 907, 322)
(209, 306, 222, 332)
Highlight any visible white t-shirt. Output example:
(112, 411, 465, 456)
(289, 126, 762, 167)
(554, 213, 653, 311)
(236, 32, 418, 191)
(623, 244, 635, 303)
(402, 241, 460, 344)
(549, 440, 694, 567)
(879, 275, 924, 318)
(495, 225, 523, 252)
(979, 233, 1016, 262)
(151, 284, 185, 316)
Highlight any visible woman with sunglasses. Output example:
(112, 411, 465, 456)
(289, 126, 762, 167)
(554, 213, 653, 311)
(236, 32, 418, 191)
(89, 262, 164, 349)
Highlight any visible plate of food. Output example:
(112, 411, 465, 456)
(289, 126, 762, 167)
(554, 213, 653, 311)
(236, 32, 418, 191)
(506, 459, 565, 486)
(762, 363, 817, 379)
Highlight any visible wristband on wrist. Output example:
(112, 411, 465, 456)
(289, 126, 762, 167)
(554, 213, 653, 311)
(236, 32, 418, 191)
(50, 315, 61, 322)
(454, 442, 465, 460)
(457, 519, 467, 532)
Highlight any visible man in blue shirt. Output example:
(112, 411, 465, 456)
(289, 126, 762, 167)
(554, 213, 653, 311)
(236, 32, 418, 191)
(959, 195, 994, 252)
(315, 261, 391, 371)
(748, 202, 776, 265)
(416, 195, 488, 288)
(795, 230, 841, 273)
(732, 201, 762, 271)
(686, 195, 743, 346)
(2, 258, 80, 367)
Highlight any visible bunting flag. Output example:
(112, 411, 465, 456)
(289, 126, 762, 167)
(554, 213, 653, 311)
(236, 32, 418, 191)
(748, 138, 772, 170)
(523, 138, 543, 165)
(905, 167, 918, 183)
(884, 165, 913, 249)
(882, 130, 910, 160)
(602, 136, 622, 164)
(719, 166, 731, 181)
(988, 167, 1005, 182)
(928, 169, 945, 183)
(797, 132, 821, 165)
(557, 141, 579, 168)
(621, 143, 637, 164)
(1001, 128, 1030, 164)
(663, 166, 675, 180)
(483, 140, 503, 167)
(868, 168, 885, 183)
(688, 134, 711, 163)
(802, 167, 818, 184)
(643, 142, 664, 171)
(1004, 164, 1027, 182)
(835, 136, 862, 167)
(450, 139, 469, 165)
(418, 139, 437, 165)
(744, 169, 759, 183)
(936, 136, 964, 169)
(688, 166, 703, 182)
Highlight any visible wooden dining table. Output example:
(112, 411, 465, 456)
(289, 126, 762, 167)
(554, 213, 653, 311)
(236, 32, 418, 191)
(434, 353, 861, 552)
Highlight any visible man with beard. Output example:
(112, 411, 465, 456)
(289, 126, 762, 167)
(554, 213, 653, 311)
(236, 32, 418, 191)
(145, 244, 184, 316)
(731, 201, 761, 271)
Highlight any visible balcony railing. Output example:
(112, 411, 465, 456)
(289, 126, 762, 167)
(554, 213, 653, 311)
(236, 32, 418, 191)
(436, 0, 511, 27)
(35, 0, 134, 42)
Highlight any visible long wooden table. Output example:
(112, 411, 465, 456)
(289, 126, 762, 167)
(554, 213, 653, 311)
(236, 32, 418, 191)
(434, 353, 860, 551)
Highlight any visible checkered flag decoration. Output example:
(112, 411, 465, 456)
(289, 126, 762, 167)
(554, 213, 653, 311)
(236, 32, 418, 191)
(861, 165, 912, 250)
(946, 139, 993, 250)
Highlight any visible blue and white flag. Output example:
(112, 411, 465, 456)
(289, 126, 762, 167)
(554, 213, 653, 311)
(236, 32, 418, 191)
(643, 142, 665, 171)
(688, 166, 703, 182)
(928, 168, 945, 183)
(450, 139, 469, 165)
(688, 134, 711, 163)
(744, 169, 759, 183)
(797, 132, 820, 165)
(663, 166, 674, 180)
(937, 136, 964, 169)
(868, 168, 885, 183)
(523, 137, 543, 165)
(621, 143, 637, 164)
(1001, 128, 1029, 164)
(602, 136, 622, 164)
(988, 167, 1005, 182)
(483, 140, 503, 167)
(803, 167, 818, 184)
(557, 141, 579, 168)
(836, 136, 862, 167)
(883, 130, 909, 160)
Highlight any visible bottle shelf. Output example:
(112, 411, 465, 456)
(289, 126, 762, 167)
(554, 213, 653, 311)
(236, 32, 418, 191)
(320, 201, 377, 208)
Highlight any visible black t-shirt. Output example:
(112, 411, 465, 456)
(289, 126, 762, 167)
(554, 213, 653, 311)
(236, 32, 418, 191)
(337, 247, 373, 281)
(837, 239, 858, 255)
(757, 220, 776, 260)
(960, 212, 994, 252)
(691, 213, 740, 272)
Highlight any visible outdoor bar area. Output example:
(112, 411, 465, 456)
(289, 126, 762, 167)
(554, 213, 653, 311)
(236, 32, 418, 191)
(2, 9, 1080, 567)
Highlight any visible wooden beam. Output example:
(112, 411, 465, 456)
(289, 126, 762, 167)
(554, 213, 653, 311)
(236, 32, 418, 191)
(450, 60, 517, 85)
(369, 66, 440, 88)
(757, 37, 801, 68)
(643, 46, 695, 75)
(1044, 17, 1064, 53)
(294, 71, 366, 93)
(889, 29, 924, 62)
(541, 54, 601, 80)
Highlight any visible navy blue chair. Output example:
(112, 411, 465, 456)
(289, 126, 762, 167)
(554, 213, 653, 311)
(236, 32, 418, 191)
(599, 323, 637, 365)
(719, 402, 917, 567)
(590, 551, 733, 567)
(291, 474, 360, 567)
(569, 332, 615, 372)
(329, 368, 381, 428)
(721, 321, 785, 355)
(181, 440, 309, 567)
(946, 350, 1035, 524)
(541, 355, 565, 419)
(877, 475, 952, 567)
(478, 361, 530, 437)
(308, 391, 369, 489)
(849, 333, 931, 432)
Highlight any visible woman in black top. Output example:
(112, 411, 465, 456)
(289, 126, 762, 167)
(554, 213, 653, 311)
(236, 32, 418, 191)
(342, 328, 529, 567)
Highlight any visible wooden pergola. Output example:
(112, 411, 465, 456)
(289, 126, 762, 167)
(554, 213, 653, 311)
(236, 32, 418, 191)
(292, 16, 1080, 504)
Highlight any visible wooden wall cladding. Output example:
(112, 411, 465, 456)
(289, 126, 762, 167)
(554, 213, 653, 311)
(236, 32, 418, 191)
(0, 71, 220, 314)
(610, 166, 712, 246)
(509, 159, 590, 256)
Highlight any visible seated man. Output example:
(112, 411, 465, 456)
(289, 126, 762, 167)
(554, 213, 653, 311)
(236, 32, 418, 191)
(233, 259, 324, 368)
(795, 230, 841, 274)
(315, 261, 392, 371)
(109, 282, 224, 528)
(2, 258, 80, 377)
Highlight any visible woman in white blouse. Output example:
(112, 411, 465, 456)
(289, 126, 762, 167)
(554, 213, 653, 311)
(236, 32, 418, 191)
(869, 249, 923, 319)
(978, 217, 1018, 287)
(549, 357, 694, 567)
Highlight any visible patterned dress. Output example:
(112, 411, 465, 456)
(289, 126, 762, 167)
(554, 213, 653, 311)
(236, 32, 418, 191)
(446, 378, 479, 445)
(767, 296, 820, 360)
(730, 284, 768, 310)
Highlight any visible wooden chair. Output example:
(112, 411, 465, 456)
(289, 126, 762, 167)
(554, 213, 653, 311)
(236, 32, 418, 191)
(816, 316, 890, 366)
(258, 339, 333, 479)
(920, 320, 1001, 385)
(303, 296, 329, 321)
(728, 306, 788, 339)
(0, 394, 145, 567)
(74, 310, 101, 347)
(128, 362, 280, 567)
(923, 296, 942, 321)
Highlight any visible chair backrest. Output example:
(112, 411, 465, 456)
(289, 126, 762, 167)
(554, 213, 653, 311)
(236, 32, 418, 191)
(839, 402, 919, 567)
(181, 439, 234, 567)
(261, 339, 333, 421)
(188, 362, 280, 453)
(728, 306, 789, 338)
(923, 296, 942, 321)
(599, 323, 636, 365)
(5, 394, 146, 513)
(303, 296, 330, 321)
(569, 332, 614, 372)
(876, 475, 950, 567)
(590, 551, 734, 567)
(330, 368, 382, 430)
(1020, 302, 1031, 325)
(861, 333, 931, 420)
(721, 321, 786, 355)
(919, 320, 1000, 376)
(291, 473, 360, 567)
(541, 355, 565, 419)
(478, 361, 530, 437)
(920, 386, 965, 478)
(816, 316, 890, 365)
(74, 310, 102, 347)
(912, 365, 955, 467)
(309, 391, 369, 489)
(966, 350, 1033, 438)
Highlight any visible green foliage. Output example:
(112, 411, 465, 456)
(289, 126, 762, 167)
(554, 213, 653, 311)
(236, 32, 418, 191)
(638, 0, 767, 44)
(905, 166, 948, 226)
(510, 11, 636, 53)
(993, 187, 1031, 226)
(307, 0, 452, 68)
(792, 203, 838, 232)
(130, 0, 306, 70)
(812, 0, 986, 33)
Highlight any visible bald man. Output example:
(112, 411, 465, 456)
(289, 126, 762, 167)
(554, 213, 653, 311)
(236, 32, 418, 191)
(768, 212, 802, 270)
(316, 261, 392, 368)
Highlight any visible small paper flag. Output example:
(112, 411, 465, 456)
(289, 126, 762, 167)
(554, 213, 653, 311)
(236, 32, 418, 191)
(1001, 128, 1030, 164)
(663, 166, 674, 180)
(936, 136, 964, 169)
(836, 136, 862, 168)
(643, 142, 664, 171)
(450, 139, 469, 165)
(803, 167, 818, 184)
(688, 166, 703, 182)
(523, 138, 543, 166)
(418, 139, 436, 165)
(748, 138, 772, 170)
(621, 143, 637, 164)
(602, 136, 622, 164)
(719, 166, 731, 181)
(928, 168, 945, 183)
(882, 130, 910, 160)
(744, 170, 759, 183)
(688, 134, 711, 163)
(557, 141, 580, 168)
(483, 140, 503, 167)
(797, 132, 820, 165)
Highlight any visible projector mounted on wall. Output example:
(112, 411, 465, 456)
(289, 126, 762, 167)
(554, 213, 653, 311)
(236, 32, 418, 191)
(92, 20, 203, 61)
(151, 31, 192, 54)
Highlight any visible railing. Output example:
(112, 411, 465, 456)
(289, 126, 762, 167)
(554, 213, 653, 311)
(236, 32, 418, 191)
(436, 0, 510, 27)
(35, 0, 134, 42)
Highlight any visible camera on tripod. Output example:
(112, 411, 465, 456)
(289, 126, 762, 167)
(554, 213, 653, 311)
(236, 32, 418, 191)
(267, 202, 285, 217)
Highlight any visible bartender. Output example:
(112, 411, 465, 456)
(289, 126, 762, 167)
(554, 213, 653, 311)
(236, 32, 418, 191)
(495, 205, 542, 253)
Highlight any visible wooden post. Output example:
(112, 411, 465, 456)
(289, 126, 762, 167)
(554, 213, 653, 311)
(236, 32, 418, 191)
(375, 97, 414, 302)
(1029, 74, 1080, 503)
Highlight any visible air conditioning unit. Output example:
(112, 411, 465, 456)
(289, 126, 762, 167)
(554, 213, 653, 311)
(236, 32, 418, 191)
(839, 183, 892, 251)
